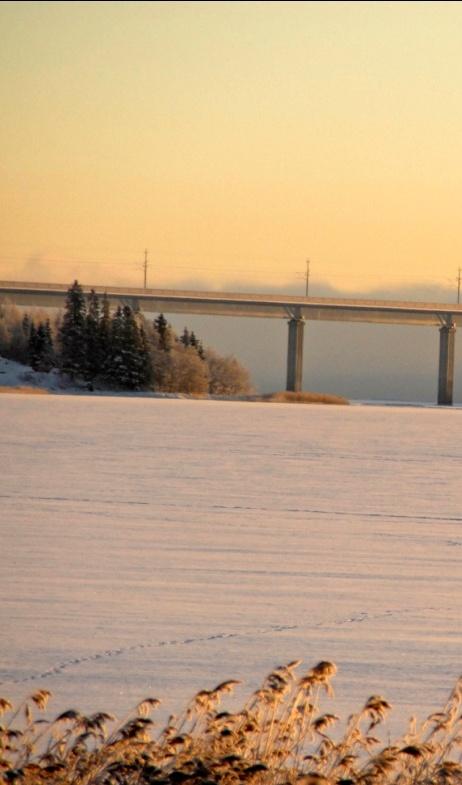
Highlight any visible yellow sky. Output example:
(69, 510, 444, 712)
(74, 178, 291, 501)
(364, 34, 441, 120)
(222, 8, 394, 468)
(2, 0, 462, 294)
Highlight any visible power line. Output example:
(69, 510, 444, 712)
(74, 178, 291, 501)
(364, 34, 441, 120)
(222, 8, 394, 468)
(0, 253, 460, 291)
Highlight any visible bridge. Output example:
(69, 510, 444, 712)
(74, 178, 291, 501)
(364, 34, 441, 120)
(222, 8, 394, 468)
(1, 279, 461, 405)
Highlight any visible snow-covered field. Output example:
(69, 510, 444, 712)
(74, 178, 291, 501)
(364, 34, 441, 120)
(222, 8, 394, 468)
(1, 393, 461, 735)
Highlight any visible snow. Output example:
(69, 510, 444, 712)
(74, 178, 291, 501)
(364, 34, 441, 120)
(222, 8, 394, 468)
(1, 392, 461, 737)
(0, 355, 65, 392)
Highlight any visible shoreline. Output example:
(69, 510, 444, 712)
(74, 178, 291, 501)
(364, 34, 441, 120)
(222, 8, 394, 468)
(1, 384, 460, 409)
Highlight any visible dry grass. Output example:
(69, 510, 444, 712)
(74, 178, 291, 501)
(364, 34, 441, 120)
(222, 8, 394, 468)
(258, 391, 349, 406)
(1, 660, 461, 785)
(0, 386, 50, 395)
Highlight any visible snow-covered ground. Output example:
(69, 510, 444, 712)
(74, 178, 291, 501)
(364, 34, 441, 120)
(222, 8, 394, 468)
(1, 392, 461, 736)
(0, 355, 65, 392)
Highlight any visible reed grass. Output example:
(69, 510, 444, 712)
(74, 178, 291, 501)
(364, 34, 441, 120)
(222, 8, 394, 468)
(0, 387, 49, 395)
(1, 660, 461, 784)
(258, 392, 349, 405)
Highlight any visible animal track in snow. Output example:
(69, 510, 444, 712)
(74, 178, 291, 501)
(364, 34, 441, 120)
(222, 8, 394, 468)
(1, 607, 446, 687)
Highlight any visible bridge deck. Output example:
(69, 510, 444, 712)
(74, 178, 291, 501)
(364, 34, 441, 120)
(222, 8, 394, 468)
(1, 280, 461, 327)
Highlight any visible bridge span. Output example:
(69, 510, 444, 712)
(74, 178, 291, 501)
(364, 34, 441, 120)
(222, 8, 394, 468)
(1, 280, 461, 405)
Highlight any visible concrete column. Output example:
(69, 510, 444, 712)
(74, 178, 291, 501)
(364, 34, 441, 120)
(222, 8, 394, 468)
(286, 318, 305, 392)
(438, 322, 456, 405)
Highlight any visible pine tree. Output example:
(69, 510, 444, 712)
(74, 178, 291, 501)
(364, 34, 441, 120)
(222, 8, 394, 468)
(28, 320, 54, 372)
(188, 331, 205, 360)
(99, 293, 111, 370)
(137, 321, 153, 388)
(27, 323, 37, 368)
(59, 280, 87, 379)
(154, 313, 171, 352)
(8, 313, 31, 364)
(120, 305, 141, 388)
(85, 289, 101, 381)
(197, 340, 205, 360)
(42, 320, 55, 371)
(22, 314, 31, 339)
(105, 306, 152, 389)
(180, 327, 190, 347)
(105, 305, 124, 385)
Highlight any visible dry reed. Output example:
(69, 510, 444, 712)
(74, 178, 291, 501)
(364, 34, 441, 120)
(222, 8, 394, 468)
(257, 392, 349, 405)
(1, 661, 461, 785)
(0, 387, 50, 395)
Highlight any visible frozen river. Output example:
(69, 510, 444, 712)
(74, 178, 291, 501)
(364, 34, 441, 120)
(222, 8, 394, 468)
(1, 394, 461, 733)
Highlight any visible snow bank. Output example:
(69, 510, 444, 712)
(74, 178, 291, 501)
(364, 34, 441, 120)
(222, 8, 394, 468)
(0, 356, 66, 392)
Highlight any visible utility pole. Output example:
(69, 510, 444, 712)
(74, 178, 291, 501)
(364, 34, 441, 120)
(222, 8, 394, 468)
(143, 249, 148, 289)
(305, 259, 310, 297)
(457, 267, 461, 305)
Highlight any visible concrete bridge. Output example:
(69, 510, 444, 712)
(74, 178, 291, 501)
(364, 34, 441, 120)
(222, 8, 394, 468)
(1, 279, 461, 405)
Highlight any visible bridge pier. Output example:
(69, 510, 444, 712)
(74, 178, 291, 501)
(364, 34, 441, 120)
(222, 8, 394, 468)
(438, 322, 456, 406)
(286, 317, 305, 392)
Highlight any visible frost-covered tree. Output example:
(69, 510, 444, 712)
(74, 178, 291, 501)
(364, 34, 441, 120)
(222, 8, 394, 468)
(0, 303, 59, 366)
(145, 316, 252, 395)
(0, 303, 29, 363)
(167, 345, 210, 394)
(58, 280, 87, 379)
(105, 305, 152, 389)
(206, 349, 252, 395)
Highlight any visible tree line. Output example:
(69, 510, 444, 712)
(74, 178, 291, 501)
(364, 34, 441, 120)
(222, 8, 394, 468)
(0, 281, 252, 395)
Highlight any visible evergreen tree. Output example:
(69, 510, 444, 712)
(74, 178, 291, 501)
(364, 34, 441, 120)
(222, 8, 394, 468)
(154, 313, 171, 351)
(85, 289, 101, 381)
(42, 320, 55, 371)
(120, 305, 142, 389)
(106, 306, 152, 389)
(59, 280, 87, 379)
(27, 323, 37, 368)
(180, 327, 190, 347)
(8, 313, 31, 364)
(105, 305, 124, 385)
(137, 322, 154, 388)
(99, 293, 112, 371)
(28, 320, 54, 372)
(188, 331, 205, 359)
(22, 314, 31, 339)
(197, 340, 205, 360)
